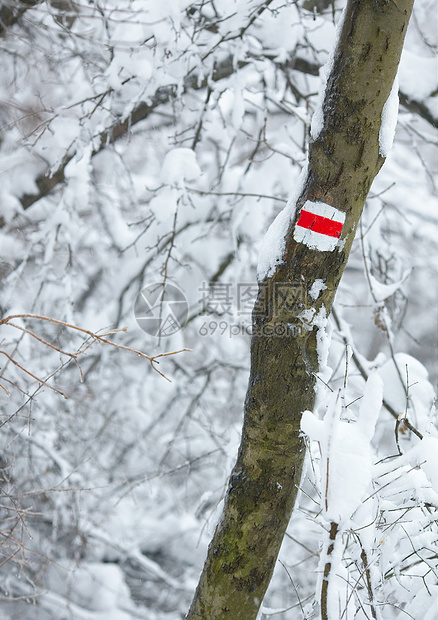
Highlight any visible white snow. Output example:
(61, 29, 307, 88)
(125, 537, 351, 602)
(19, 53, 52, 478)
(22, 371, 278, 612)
(357, 370, 384, 441)
(298, 307, 316, 326)
(419, 437, 438, 491)
(257, 165, 307, 280)
(399, 49, 438, 101)
(368, 269, 410, 302)
(219, 74, 246, 129)
(160, 147, 201, 188)
(310, 101, 324, 143)
(377, 353, 435, 433)
(47, 562, 131, 615)
(105, 48, 152, 91)
(310, 6, 348, 141)
(309, 278, 327, 301)
(301, 409, 324, 442)
(314, 305, 330, 371)
(256, 3, 300, 55)
(375, 435, 438, 498)
(379, 73, 399, 157)
(402, 586, 438, 620)
(0, 231, 26, 260)
(301, 372, 383, 524)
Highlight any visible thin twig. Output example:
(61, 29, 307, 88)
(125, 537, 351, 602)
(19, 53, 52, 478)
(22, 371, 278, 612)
(359, 544, 378, 620)
(321, 521, 339, 620)
(0, 351, 68, 398)
(0, 314, 189, 383)
(186, 187, 286, 202)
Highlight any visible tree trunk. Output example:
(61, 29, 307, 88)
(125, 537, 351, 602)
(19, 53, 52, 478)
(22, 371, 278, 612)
(187, 1, 415, 617)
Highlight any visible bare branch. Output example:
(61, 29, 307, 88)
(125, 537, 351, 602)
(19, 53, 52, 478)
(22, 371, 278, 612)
(0, 314, 189, 384)
(321, 522, 340, 620)
(17, 47, 435, 211)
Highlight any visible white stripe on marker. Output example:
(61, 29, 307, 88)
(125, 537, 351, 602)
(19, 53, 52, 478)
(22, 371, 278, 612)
(294, 201, 346, 251)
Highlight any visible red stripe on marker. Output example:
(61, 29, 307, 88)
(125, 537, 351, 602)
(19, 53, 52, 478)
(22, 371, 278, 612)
(296, 210, 343, 238)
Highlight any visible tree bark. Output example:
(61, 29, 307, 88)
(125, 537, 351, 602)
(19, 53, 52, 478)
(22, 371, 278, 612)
(187, 0, 415, 618)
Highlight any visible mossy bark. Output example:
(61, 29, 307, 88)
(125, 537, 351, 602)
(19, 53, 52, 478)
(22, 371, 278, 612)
(187, 1, 414, 618)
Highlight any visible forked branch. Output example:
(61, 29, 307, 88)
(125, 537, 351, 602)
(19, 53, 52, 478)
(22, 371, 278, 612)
(0, 314, 188, 393)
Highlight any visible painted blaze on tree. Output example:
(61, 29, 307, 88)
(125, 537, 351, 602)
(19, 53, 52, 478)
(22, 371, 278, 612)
(187, 0, 415, 618)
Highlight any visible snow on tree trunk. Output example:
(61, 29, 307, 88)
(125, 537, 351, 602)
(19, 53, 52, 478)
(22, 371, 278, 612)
(187, 0, 415, 618)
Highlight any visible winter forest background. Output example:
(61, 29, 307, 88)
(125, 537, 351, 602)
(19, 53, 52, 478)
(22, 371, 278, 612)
(0, 0, 437, 618)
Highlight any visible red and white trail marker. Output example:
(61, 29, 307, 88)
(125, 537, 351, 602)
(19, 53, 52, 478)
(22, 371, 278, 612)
(294, 201, 346, 251)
